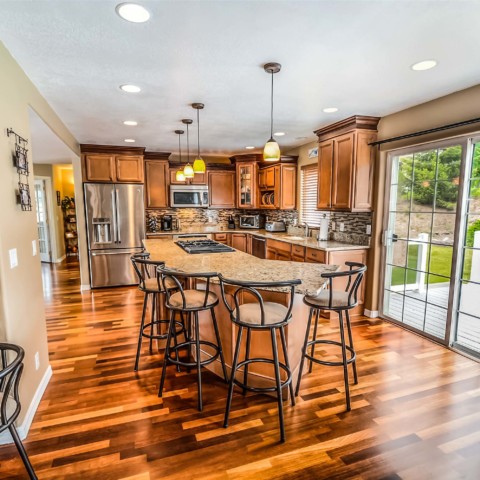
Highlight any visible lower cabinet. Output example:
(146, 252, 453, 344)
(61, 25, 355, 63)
(213, 233, 229, 245)
(266, 239, 292, 261)
(231, 233, 248, 252)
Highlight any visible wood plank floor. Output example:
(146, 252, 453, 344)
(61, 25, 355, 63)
(1, 259, 480, 479)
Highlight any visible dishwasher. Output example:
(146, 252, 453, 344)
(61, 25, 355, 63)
(251, 236, 266, 259)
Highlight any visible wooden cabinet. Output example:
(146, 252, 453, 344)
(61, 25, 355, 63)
(305, 247, 326, 264)
(266, 239, 292, 261)
(291, 244, 305, 262)
(231, 233, 248, 252)
(169, 167, 206, 185)
(258, 164, 297, 210)
(81, 145, 146, 183)
(236, 162, 257, 209)
(315, 115, 379, 211)
(213, 233, 230, 245)
(145, 160, 168, 208)
(208, 171, 236, 208)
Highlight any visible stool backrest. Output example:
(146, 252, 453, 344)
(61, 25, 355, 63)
(321, 261, 367, 309)
(0, 343, 24, 432)
(218, 275, 301, 327)
(130, 253, 165, 291)
(157, 265, 218, 310)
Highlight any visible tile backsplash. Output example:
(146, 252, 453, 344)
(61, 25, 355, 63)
(146, 208, 371, 246)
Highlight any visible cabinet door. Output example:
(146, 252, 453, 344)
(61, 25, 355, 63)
(332, 132, 354, 209)
(265, 167, 275, 188)
(258, 170, 266, 189)
(145, 161, 168, 208)
(317, 140, 334, 209)
(191, 173, 207, 185)
(208, 171, 236, 208)
(352, 131, 376, 211)
(231, 233, 247, 252)
(280, 165, 297, 209)
(170, 167, 186, 185)
(84, 154, 115, 182)
(116, 155, 144, 183)
(213, 233, 229, 245)
(266, 247, 276, 260)
(237, 163, 257, 208)
(276, 251, 291, 261)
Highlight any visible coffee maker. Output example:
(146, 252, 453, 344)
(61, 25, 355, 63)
(162, 215, 173, 231)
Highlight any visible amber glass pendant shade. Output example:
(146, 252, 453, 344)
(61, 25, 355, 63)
(193, 157, 206, 173)
(176, 169, 186, 182)
(263, 137, 281, 161)
(183, 163, 194, 178)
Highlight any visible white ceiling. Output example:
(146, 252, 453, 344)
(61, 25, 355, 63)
(2, 1, 480, 156)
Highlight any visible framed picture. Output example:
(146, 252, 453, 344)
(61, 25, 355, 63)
(14, 145, 29, 174)
(18, 183, 32, 211)
(308, 147, 318, 159)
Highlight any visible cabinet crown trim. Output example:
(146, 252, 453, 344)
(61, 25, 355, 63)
(314, 115, 380, 141)
(80, 144, 145, 155)
(145, 151, 171, 161)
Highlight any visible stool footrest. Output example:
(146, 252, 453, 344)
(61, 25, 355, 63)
(167, 340, 220, 368)
(232, 358, 292, 393)
(305, 339, 356, 367)
(141, 320, 184, 341)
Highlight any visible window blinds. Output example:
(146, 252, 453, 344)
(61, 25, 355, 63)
(300, 164, 322, 226)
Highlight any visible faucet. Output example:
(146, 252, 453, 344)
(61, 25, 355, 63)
(300, 222, 311, 238)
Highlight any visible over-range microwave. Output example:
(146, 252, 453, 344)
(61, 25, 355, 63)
(170, 185, 209, 208)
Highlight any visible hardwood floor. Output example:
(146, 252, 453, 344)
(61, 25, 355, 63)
(1, 259, 480, 479)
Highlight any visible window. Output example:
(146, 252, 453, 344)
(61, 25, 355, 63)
(300, 164, 322, 225)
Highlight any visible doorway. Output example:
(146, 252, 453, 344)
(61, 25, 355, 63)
(34, 177, 53, 263)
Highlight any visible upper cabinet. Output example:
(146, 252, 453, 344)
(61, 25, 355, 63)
(314, 115, 380, 212)
(258, 164, 297, 210)
(236, 162, 258, 209)
(144, 152, 171, 209)
(169, 167, 206, 185)
(209, 170, 236, 208)
(81, 145, 145, 183)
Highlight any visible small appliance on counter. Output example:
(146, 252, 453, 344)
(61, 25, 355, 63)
(228, 215, 236, 229)
(265, 220, 287, 232)
(162, 215, 173, 231)
(239, 214, 265, 229)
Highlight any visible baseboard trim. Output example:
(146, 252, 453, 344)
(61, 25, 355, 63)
(54, 255, 66, 263)
(80, 284, 91, 291)
(364, 309, 379, 318)
(0, 365, 52, 445)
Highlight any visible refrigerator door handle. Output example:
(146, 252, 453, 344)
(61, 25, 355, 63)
(115, 189, 122, 244)
(111, 189, 118, 244)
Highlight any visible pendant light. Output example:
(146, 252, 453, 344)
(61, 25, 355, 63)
(192, 103, 206, 173)
(174, 129, 186, 182)
(182, 119, 194, 178)
(263, 62, 281, 162)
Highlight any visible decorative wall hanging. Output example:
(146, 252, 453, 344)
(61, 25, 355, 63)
(6, 128, 32, 211)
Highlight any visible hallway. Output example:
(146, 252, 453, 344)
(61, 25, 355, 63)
(1, 260, 479, 479)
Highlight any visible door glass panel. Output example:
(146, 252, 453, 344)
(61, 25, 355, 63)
(383, 143, 463, 342)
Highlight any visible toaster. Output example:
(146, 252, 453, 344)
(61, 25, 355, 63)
(265, 220, 286, 232)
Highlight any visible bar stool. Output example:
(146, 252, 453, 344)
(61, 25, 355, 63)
(295, 262, 367, 411)
(157, 266, 228, 411)
(1, 343, 37, 479)
(130, 254, 184, 371)
(218, 275, 301, 443)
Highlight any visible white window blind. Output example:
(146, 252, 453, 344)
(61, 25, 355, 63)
(300, 164, 322, 226)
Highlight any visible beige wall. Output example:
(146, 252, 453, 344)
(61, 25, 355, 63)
(0, 41, 79, 425)
(367, 83, 480, 314)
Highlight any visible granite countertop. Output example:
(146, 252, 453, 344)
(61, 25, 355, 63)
(145, 227, 369, 252)
(143, 238, 339, 295)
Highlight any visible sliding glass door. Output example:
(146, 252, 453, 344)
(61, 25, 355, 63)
(382, 140, 466, 344)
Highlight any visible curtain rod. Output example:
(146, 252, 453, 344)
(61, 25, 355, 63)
(369, 116, 480, 147)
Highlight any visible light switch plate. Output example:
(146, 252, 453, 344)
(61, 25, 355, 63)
(32, 239, 37, 256)
(366, 224, 372, 235)
(9, 248, 18, 268)
(331, 221, 336, 231)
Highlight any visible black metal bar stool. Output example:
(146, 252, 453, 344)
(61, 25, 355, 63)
(130, 254, 184, 371)
(218, 275, 301, 443)
(157, 266, 228, 411)
(1, 343, 37, 479)
(295, 262, 366, 411)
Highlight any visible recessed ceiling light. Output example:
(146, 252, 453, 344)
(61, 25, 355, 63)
(274, 132, 286, 137)
(245, 146, 255, 150)
(123, 120, 138, 126)
(124, 138, 136, 143)
(323, 107, 338, 113)
(411, 60, 437, 71)
(120, 84, 141, 93)
(116, 3, 150, 23)
(295, 136, 308, 140)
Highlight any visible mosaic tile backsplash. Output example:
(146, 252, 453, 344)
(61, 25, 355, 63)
(146, 208, 371, 246)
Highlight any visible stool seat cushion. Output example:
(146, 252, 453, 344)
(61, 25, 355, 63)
(236, 302, 289, 326)
(142, 277, 177, 292)
(304, 290, 350, 308)
(168, 290, 218, 309)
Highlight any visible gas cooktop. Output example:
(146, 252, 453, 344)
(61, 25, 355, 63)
(175, 239, 235, 254)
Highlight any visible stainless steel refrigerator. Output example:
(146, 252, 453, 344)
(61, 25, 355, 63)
(84, 183, 145, 288)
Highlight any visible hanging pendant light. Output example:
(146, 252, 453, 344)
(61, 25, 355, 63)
(192, 103, 206, 173)
(263, 62, 281, 162)
(174, 129, 186, 182)
(182, 119, 194, 178)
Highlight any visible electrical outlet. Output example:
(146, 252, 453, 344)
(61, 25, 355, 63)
(32, 239, 37, 256)
(35, 352, 40, 370)
(331, 221, 336, 231)
(9, 248, 18, 268)
(366, 224, 372, 235)
(340, 222, 345, 232)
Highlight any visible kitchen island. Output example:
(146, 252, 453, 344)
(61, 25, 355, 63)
(144, 238, 339, 390)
